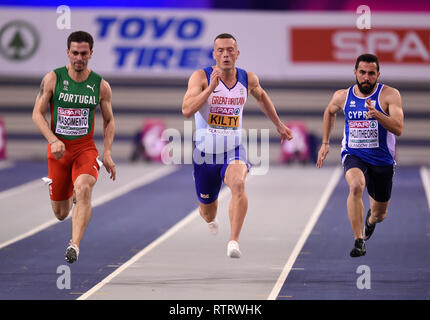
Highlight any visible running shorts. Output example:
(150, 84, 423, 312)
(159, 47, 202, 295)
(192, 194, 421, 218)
(192, 144, 250, 204)
(47, 139, 100, 201)
(343, 154, 394, 202)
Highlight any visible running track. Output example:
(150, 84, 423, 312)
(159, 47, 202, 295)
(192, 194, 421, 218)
(0, 161, 429, 300)
(277, 167, 430, 299)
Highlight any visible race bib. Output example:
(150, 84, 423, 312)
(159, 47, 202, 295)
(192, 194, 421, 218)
(56, 107, 89, 136)
(207, 106, 240, 136)
(348, 120, 379, 148)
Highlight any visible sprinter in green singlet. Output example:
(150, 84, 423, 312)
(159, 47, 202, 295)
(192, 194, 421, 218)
(32, 31, 116, 263)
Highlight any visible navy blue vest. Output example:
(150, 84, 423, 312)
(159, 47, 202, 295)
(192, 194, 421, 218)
(341, 83, 396, 166)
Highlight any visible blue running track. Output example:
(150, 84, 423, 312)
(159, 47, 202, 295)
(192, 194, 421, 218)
(1, 163, 429, 299)
(277, 166, 430, 300)
(0, 161, 48, 192)
(0, 164, 197, 300)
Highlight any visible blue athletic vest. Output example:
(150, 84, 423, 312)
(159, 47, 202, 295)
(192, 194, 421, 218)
(341, 83, 396, 166)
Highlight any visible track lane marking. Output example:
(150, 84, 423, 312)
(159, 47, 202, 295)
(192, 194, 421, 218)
(0, 165, 177, 250)
(267, 166, 343, 300)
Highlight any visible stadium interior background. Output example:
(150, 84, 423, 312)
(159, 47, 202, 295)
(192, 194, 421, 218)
(0, 0, 429, 167)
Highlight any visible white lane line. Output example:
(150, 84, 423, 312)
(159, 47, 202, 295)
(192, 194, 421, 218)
(0, 165, 177, 250)
(78, 186, 233, 300)
(0, 179, 45, 201)
(267, 166, 343, 300)
(420, 166, 430, 211)
(0, 219, 59, 250)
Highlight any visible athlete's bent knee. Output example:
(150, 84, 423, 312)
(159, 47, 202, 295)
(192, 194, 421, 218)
(74, 183, 92, 201)
(349, 180, 365, 197)
(373, 211, 387, 223)
(199, 201, 217, 220)
(228, 177, 246, 195)
(54, 208, 69, 221)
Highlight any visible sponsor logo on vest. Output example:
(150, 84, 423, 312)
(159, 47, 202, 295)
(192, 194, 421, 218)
(86, 84, 95, 92)
(209, 106, 241, 116)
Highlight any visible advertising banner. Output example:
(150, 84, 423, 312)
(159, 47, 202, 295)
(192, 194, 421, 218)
(0, 8, 429, 81)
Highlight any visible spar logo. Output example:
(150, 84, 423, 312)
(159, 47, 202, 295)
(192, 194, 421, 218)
(349, 120, 377, 129)
(291, 28, 430, 63)
(58, 107, 85, 117)
(209, 106, 241, 116)
(350, 121, 369, 128)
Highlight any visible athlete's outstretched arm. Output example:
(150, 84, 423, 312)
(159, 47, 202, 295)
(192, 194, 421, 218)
(182, 68, 221, 118)
(316, 89, 346, 168)
(248, 72, 292, 143)
(99, 79, 116, 181)
(32, 71, 66, 160)
(365, 86, 404, 136)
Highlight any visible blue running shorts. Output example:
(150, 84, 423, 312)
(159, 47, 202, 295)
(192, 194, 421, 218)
(192, 144, 250, 204)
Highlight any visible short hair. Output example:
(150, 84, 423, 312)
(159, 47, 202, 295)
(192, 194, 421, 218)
(214, 33, 237, 43)
(67, 31, 94, 50)
(355, 53, 379, 71)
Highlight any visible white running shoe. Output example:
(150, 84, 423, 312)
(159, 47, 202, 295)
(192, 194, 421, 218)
(227, 240, 241, 258)
(208, 218, 219, 235)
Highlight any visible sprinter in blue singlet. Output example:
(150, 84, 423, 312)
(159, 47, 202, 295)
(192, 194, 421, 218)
(316, 54, 404, 257)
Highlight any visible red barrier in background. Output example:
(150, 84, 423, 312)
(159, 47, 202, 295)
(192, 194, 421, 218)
(140, 119, 167, 163)
(280, 121, 310, 164)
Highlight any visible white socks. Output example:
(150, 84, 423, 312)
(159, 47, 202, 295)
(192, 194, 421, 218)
(207, 218, 219, 235)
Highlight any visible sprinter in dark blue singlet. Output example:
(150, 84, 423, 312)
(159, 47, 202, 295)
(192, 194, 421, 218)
(317, 54, 404, 257)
